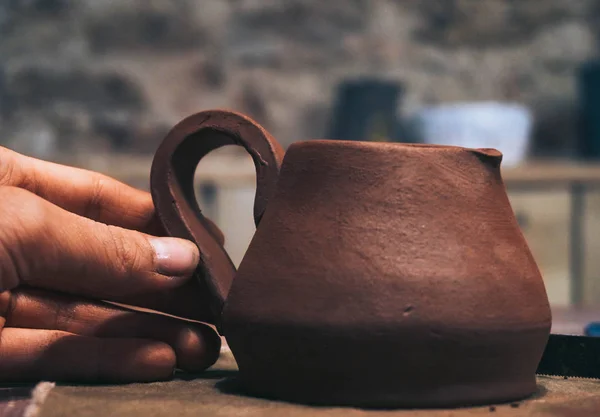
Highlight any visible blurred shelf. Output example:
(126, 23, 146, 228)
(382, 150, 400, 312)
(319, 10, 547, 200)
(59, 154, 600, 183)
(503, 161, 600, 186)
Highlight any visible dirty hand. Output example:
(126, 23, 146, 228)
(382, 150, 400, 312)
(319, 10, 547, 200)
(0, 147, 223, 383)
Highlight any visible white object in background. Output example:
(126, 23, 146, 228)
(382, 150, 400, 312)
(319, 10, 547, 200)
(409, 102, 533, 167)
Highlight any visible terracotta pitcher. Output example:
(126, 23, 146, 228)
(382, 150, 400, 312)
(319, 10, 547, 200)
(150, 109, 551, 408)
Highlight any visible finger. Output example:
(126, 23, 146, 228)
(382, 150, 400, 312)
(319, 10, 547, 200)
(0, 328, 176, 382)
(0, 186, 199, 301)
(0, 147, 227, 242)
(0, 146, 155, 232)
(4, 288, 221, 372)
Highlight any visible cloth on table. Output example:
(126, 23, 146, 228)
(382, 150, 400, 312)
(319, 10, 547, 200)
(33, 349, 600, 417)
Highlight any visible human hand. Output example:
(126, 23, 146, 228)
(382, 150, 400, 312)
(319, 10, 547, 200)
(0, 146, 223, 383)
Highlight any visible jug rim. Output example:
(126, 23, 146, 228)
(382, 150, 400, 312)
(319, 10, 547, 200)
(289, 139, 503, 158)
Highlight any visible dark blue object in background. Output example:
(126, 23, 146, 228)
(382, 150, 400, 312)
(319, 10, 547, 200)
(578, 60, 600, 160)
(585, 322, 600, 337)
(327, 78, 403, 142)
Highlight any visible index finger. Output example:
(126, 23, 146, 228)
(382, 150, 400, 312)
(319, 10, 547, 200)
(0, 146, 156, 232)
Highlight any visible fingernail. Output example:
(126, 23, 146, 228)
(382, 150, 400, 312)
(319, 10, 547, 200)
(149, 238, 199, 277)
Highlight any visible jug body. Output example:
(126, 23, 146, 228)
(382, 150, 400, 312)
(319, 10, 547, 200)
(150, 110, 551, 408)
(223, 140, 551, 407)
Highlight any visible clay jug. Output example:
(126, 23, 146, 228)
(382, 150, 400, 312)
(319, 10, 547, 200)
(150, 109, 551, 408)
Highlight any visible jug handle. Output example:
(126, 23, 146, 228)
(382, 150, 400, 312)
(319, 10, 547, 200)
(150, 110, 284, 330)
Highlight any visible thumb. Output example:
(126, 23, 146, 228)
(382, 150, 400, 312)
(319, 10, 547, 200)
(0, 186, 199, 300)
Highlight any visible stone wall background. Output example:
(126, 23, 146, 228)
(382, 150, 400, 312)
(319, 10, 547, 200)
(1, 0, 600, 158)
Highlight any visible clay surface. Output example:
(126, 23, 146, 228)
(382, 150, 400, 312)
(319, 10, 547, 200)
(151, 110, 552, 407)
(150, 110, 284, 325)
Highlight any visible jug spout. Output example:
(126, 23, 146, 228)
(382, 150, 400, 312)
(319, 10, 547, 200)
(470, 147, 504, 168)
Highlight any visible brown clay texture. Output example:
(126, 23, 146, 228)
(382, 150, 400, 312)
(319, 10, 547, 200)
(151, 110, 552, 407)
(150, 109, 284, 325)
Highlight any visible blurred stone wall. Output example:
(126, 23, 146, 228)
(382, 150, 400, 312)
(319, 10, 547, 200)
(1, 0, 599, 158)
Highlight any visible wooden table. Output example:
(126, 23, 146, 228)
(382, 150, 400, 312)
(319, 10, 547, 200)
(28, 346, 600, 417)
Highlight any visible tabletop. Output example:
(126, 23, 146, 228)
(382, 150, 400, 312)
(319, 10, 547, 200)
(34, 348, 600, 417)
